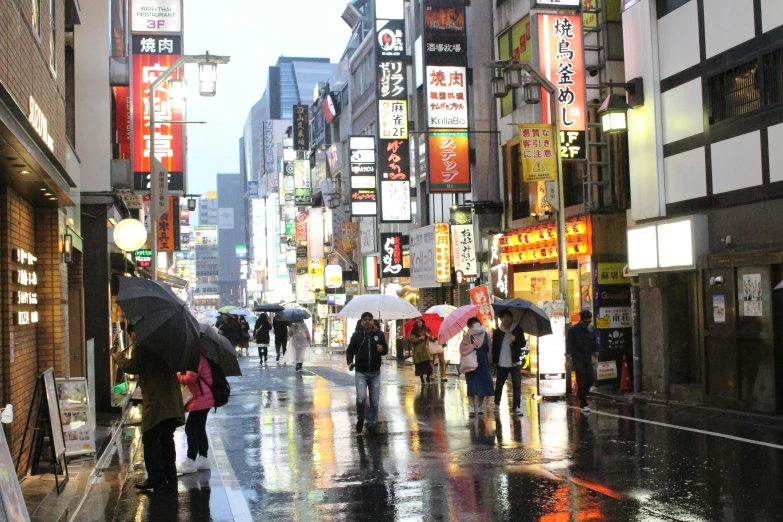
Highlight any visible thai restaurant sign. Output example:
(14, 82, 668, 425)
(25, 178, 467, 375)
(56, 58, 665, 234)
(131, 34, 184, 192)
(130, 0, 183, 33)
(375, 0, 411, 223)
(537, 14, 586, 132)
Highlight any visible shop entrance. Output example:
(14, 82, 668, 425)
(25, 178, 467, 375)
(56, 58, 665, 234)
(702, 260, 782, 413)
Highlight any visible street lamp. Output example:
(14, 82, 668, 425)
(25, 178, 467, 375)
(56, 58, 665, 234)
(596, 77, 644, 134)
(148, 52, 230, 280)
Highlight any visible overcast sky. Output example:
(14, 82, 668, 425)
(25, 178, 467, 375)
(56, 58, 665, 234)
(181, 1, 352, 196)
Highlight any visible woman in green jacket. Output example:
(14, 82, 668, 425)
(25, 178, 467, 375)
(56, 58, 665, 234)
(410, 318, 434, 384)
(113, 327, 185, 493)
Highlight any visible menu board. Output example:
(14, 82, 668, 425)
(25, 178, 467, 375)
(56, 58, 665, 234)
(42, 369, 66, 460)
(0, 424, 30, 522)
(56, 378, 95, 456)
(328, 315, 348, 349)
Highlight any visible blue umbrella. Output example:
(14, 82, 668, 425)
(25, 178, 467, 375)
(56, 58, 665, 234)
(228, 309, 251, 317)
(276, 308, 310, 322)
(491, 298, 553, 337)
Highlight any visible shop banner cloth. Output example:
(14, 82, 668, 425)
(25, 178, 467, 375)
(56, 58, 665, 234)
(425, 304, 457, 318)
(403, 313, 444, 339)
(253, 303, 284, 312)
(117, 277, 201, 373)
(337, 294, 421, 320)
(436, 304, 480, 344)
(198, 323, 242, 377)
(491, 298, 553, 337)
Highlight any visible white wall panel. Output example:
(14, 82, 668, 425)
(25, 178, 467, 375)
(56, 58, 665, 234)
(665, 148, 706, 203)
(624, 0, 667, 220)
(768, 123, 783, 182)
(761, 0, 783, 33)
(658, 1, 700, 79)
(704, 0, 754, 58)
(711, 131, 762, 194)
(662, 80, 704, 144)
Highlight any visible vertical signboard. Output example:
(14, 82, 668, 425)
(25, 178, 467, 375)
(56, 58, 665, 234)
(409, 225, 438, 289)
(380, 232, 409, 278)
(538, 14, 586, 132)
(157, 195, 180, 251)
(349, 136, 377, 216)
(294, 160, 312, 205)
(424, 0, 470, 194)
(293, 105, 310, 151)
(375, 0, 411, 222)
(130, 0, 183, 33)
(518, 124, 558, 182)
(131, 35, 184, 192)
(450, 224, 477, 277)
(113, 86, 131, 158)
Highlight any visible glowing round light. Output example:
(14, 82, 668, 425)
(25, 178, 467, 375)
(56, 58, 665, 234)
(113, 219, 148, 252)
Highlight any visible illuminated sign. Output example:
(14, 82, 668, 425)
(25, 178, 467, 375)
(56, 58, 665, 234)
(295, 212, 309, 245)
(293, 104, 309, 151)
(294, 160, 312, 206)
(130, 0, 182, 33)
(12, 247, 38, 325)
(349, 136, 377, 216)
(500, 218, 592, 264)
(426, 66, 468, 128)
(450, 224, 477, 277)
(194, 225, 217, 245)
(135, 248, 152, 267)
(538, 14, 586, 132)
(363, 256, 380, 289)
(434, 223, 451, 283)
(519, 124, 557, 182)
(428, 131, 470, 192)
(380, 232, 408, 277)
(325, 264, 343, 288)
(28, 97, 54, 152)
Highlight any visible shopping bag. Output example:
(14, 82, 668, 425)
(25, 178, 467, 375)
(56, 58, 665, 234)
(460, 350, 478, 373)
(428, 341, 444, 355)
(181, 384, 193, 405)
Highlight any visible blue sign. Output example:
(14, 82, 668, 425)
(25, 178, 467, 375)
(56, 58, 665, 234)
(247, 181, 259, 197)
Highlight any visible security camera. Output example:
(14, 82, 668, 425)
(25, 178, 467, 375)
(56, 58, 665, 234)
(1, 404, 13, 424)
(709, 276, 724, 286)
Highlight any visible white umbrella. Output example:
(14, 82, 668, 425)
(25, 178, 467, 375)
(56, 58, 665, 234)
(283, 302, 306, 310)
(337, 294, 422, 320)
(228, 309, 251, 317)
(426, 304, 457, 318)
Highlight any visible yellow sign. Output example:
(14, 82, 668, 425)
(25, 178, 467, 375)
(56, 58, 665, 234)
(595, 317, 611, 329)
(434, 223, 451, 283)
(519, 124, 557, 182)
(597, 263, 630, 285)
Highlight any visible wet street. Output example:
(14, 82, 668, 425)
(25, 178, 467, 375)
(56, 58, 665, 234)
(77, 352, 783, 521)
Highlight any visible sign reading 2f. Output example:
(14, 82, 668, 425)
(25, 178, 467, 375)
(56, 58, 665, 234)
(131, 0, 182, 34)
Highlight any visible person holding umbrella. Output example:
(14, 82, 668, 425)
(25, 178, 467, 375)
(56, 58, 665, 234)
(284, 319, 314, 371)
(272, 316, 289, 362)
(254, 313, 272, 364)
(460, 317, 494, 416)
(175, 348, 215, 475)
(492, 309, 527, 416)
(409, 318, 434, 385)
(566, 310, 599, 411)
(113, 323, 185, 492)
(237, 315, 251, 356)
(346, 312, 389, 434)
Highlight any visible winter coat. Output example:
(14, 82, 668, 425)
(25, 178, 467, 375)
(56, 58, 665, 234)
(287, 322, 311, 350)
(491, 323, 527, 367)
(272, 319, 289, 341)
(254, 319, 271, 344)
(347, 326, 389, 373)
(566, 323, 598, 365)
(115, 344, 185, 433)
(177, 354, 214, 412)
(221, 319, 242, 346)
(410, 329, 432, 364)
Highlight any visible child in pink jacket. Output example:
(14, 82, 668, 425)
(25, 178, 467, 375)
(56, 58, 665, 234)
(176, 351, 214, 474)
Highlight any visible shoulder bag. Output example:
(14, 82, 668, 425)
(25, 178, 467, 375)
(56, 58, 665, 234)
(459, 335, 479, 373)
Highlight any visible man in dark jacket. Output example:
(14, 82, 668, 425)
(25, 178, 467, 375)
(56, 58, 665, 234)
(492, 309, 527, 416)
(566, 310, 599, 410)
(272, 317, 289, 361)
(347, 312, 389, 434)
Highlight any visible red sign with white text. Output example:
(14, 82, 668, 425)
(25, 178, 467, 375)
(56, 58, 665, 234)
(469, 285, 494, 331)
(428, 131, 470, 192)
(538, 14, 586, 132)
(131, 35, 184, 179)
(113, 86, 131, 159)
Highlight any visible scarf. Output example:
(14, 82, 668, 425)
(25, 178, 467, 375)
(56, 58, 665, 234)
(497, 321, 518, 334)
(467, 325, 486, 348)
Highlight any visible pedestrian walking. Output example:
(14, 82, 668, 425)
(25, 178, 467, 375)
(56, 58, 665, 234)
(254, 313, 272, 364)
(347, 312, 389, 434)
(272, 316, 289, 361)
(492, 309, 526, 416)
(566, 310, 599, 411)
(113, 324, 185, 492)
(219, 314, 241, 350)
(176, 350, 215, 474)
(409, 318, 434, 384)
(283, 320, 314, 371)
(460, 317, 494, 416)
(238, 316, 251, 356)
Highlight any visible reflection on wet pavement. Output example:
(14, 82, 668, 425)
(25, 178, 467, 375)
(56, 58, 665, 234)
(99, 353, 783, 521)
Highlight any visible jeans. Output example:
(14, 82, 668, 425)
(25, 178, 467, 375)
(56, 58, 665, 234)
(575, 362, 595, 407)
(185, 409, 209, 461)
(355, 371, 381, 425)
(142, 418, 178, 484)
(494, 365, 522, 409)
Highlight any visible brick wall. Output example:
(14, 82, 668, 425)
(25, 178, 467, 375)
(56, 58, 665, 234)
(0, 0, 67, 167)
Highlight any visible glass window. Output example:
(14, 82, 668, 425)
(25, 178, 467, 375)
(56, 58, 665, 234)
(49, 0, 56, 71)
(32, 0, 41, 36)
(708, 60, 760, 124)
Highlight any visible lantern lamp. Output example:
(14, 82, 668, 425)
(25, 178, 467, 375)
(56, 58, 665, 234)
(522, 82, 541, 105)
(113, 218, 148, 252)
(504, 67, 524, 89)
(169, 78, 187, 101)
(198, 53, 218, 97)
(492, 76, 509, 98)
(597, 92, 630, 134)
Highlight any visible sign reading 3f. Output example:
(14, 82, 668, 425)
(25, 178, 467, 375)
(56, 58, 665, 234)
(131, 0, 183, 33)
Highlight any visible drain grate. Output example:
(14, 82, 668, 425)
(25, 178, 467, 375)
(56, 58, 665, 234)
(456, 447, 550, 463)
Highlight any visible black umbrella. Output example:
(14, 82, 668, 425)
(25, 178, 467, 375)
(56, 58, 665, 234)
(491, 298, 553, 337)
(117, 277, 201, 372)
(276, 308, 310, 322)
(198, 323, 242, 377)
(253, 303, 284, 312)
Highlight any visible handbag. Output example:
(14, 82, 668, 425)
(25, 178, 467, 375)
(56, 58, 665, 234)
(180, 384, 193, 406)
(460, 350, 478, 373)
(428, 340, 444, 355)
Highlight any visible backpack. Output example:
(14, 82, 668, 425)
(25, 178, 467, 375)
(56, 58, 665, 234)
(198, 358, 230, 410)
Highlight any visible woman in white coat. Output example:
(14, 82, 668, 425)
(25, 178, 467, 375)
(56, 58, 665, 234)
(284, 320, 315, 371)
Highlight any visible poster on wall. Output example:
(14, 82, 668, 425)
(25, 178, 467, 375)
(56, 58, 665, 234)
(713, 295, 726, 323)
(742, 274, 762, 317)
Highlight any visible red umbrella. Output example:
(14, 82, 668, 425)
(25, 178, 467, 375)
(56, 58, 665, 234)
(403, 313, 443, 338)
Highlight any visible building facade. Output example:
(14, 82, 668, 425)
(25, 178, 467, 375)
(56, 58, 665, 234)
(217, 173, 245, 306)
